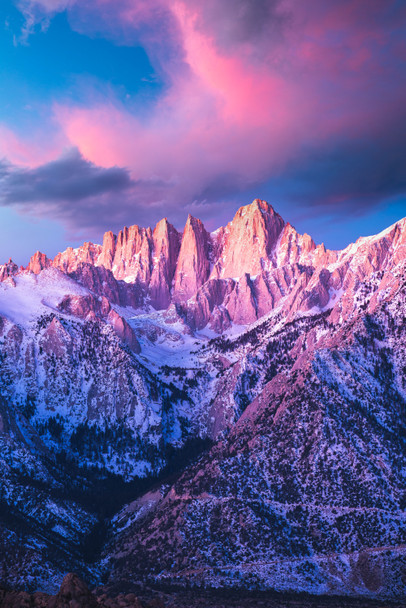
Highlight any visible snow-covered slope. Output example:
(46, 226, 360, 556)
(103, 275, 406, 599)
(0, 271, 202, 479)
(0, 201, 405, 598)
(0, 395, 98, 593)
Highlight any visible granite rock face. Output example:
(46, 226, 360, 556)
(210, 199, 285, 279)
(27, 251, 52, 274)
(0, 258, 19, 282)
(3, 199, 405, 335)
(173, 215, 211, 302)
(150, 218, 181, 309)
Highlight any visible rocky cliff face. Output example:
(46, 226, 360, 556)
(0, 200, 405, 599)
(10, 199, 404, 335)
(53, 241, 102, 273)
(173, 215, 211, 302)
(0, 259, 19, 283)
(210, 199, 285, 279)
(150, 218, 181, 309)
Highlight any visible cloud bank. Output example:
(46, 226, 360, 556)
(1, 0, 405, 237)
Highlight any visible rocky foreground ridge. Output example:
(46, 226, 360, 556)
(0, 572, 163, 608)
(0, 200, 405, 599)
(2, 573, 401, 608)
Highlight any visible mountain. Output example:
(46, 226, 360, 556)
(0, 200, 405, 600)
(104, 283, 406, 597)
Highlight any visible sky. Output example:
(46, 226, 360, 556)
(0, 0, 405, 265)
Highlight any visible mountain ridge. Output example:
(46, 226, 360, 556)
(2, 200, 405, 334)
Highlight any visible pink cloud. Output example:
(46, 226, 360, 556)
(6, 0, 406, 229)
(0, 125, 65, 167)
(51, 1, 317, 201)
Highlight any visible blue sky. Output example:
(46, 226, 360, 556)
(0, 2, 160, 129)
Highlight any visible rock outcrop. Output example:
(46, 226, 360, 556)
(0, 258, 18, 282)
(52, 573, 99, 608)
(150, 218, 181, 309)
(53, 241, 102, 273)
(58, 293, 140, 351)
(173, 215, 211, 302)
(211, 199, 285, 279)
(27, 251, 52, 274)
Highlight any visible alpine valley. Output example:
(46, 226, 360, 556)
(0, 199, 406, 604)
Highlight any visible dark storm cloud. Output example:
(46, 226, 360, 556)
(0, 148, 134, 204)
(189, 0, 288, 50)
(0, 148, 196, 239)
(0, 148, 142, 237)
(270, 119, 406, 215)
